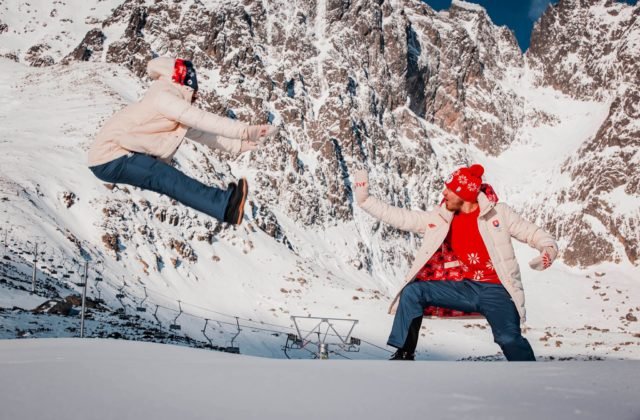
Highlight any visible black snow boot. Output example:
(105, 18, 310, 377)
(223, 178, 248, 225)
(389, 349, 415, 361)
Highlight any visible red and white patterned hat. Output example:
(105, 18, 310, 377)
(445, 164, 484, 202)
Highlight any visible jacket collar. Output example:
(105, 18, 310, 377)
(437, 204, 454, 223)
(477, 192, 495, 218)
(157, 76, 194, 102)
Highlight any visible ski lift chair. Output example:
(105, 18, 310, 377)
(136, 287, 148, 312)
(286, 333, 304, 349)
(169, 301, 183, 330)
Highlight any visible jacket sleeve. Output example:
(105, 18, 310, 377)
(153, 91, 248, 139)
(359, 195, 430, 235)
(501, 203, 557, 251)
(186, 128, 242, 155)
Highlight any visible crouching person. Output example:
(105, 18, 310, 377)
(353, 165, 558, 361)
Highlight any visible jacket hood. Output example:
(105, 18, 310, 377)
(147, 57, 175, 81)
(146, 56, 195, 102)
(477, 191, 496, 217)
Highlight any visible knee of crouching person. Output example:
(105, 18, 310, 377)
(401, 282, 426, 303)
(493, 332, 522, 348)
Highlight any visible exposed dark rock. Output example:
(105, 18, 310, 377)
(63, 29, 106, 63)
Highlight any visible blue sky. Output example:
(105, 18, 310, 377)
(422, 0, 638, 51)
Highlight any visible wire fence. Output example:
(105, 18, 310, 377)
(0, 228, 392, 358)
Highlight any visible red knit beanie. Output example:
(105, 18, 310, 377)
(445, 164, 484, 202)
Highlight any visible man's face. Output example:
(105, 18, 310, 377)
(443, 188, 464, 211)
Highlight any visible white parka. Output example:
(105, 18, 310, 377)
(88, 57, 248, 167)
(359, 192, 557, 322)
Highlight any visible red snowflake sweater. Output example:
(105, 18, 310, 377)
(448, 207, 500, 284)
(415, 184, 499, 317)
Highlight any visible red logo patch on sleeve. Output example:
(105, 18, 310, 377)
(428, 223, 437, 229)
(492, 219, 500, 227)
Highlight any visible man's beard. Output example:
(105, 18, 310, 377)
(445, 200, 463, 212)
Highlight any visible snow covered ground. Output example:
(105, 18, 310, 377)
(0, 338, 639, 420)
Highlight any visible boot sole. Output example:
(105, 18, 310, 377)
(235, 178, 248, 225)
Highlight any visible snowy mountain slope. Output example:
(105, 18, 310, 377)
(528, 0, 638, 100)
(527, 0, 640, 266)
(1, 57, 639, 361)
(2, 339, 640, 420)
(2, 0, 638, 268)
(0, 0, 124, 65)
(0, 0, 639, 360)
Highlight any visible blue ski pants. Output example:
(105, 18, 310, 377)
(89, 153, 231, 222)
(387, 280, 536, 361)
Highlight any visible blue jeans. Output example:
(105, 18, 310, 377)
(388, 280, 536, 361)
(90, 153, 232, 222)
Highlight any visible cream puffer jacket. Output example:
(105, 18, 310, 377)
(88, 57, 248, 166)
(359, 192, 557, 322)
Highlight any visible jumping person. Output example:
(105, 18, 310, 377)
(88, 56, 277, 225)
(353, 164, 558, 361)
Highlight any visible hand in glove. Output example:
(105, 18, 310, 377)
(242, 125, 279, 142)
(528, 246, 558, 271)
(353, 169, 370, 205)
(239, 140, 258, 153)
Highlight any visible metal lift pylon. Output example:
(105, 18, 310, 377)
(284, 316, 360, 359)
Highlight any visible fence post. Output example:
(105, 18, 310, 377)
(80, 261, 88, 338)
(31, 244, 38, 293)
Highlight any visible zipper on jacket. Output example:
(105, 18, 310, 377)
(478, 218, 526, 318)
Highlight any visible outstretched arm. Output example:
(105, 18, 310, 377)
(186, 128, 242, 155)
(154, 91, 278, 142)
(501, 203, 559, 270)
(353, 169, 430, 235)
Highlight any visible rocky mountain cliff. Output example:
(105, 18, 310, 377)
(526, 0, 640, 266)
(1, 0, 638, 278)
